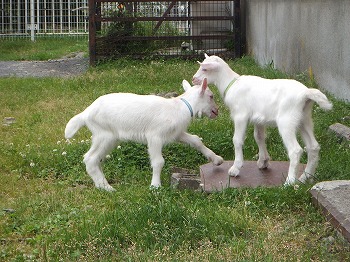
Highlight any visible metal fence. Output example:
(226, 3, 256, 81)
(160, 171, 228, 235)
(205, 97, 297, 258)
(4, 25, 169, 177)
(1, 0, 89, 40)
(89, 0, 241, 64)
(1, 0, 242, 63)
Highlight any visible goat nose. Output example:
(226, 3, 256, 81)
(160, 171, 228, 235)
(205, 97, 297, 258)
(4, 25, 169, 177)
(211, 107, 219, 118)
(192, 77, 200, 85)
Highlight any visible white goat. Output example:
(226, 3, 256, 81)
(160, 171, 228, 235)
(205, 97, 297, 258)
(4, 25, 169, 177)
(65, 79, 223, 191)
(192, 54, 332, 185)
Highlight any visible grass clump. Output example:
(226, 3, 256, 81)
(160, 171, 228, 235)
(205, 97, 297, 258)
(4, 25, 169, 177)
(1, 55, 350, 261)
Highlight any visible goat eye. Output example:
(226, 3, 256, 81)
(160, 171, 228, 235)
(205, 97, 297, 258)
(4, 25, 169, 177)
(202, 68, 207, 71)
(210, 95, 213, 99)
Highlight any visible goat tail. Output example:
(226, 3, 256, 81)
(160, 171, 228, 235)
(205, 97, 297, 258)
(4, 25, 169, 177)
(65, 112, 86, 139)
(306, 89, 333, 110)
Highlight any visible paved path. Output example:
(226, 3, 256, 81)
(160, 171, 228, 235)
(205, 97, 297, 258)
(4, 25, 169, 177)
(0, 56, 88, 78)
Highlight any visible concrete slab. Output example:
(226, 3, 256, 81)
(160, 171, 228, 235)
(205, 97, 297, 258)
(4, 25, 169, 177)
(171, 173, 201, 190)
(200, 161, 305, 192)
(310, 181, 350, 243)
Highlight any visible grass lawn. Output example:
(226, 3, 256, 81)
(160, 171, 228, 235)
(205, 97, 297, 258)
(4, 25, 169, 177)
(0, 37, 88, 61)
(1, 43, 350, 260)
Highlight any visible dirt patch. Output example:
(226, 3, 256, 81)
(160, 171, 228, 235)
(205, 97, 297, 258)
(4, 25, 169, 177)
(0, 52, 89, 78)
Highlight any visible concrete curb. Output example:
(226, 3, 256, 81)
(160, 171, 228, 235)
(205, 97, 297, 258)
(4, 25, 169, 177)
(310, 180, 350, 243)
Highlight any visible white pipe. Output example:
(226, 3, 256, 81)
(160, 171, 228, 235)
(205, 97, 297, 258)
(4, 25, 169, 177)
(17, 0, 21, 33)
(9, 0, 13, 32)
(44, 0, 47, 32)
(25, 0, 28, 34)
(30, 0, 34, 41)
(52, 0, 54, 33)
(68, 0, 71, 33)
(60, 0, 63, 33)
(37, 0, 40, 33)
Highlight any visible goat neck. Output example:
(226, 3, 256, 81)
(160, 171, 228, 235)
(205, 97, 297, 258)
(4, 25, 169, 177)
(178, 93, 197, 118)
(216, 62, 240, 99)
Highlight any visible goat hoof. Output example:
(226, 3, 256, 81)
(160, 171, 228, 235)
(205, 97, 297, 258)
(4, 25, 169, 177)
(283, 178, 296, 186)
(228, 166, 240, 177)
(150, 184, 161, 190)
(212, 155, 224, 165)
(298, 173, 307, 182)
(97, 184, 116, 192)
(298, 173, 314, 184)
(257, 159, 269, 169)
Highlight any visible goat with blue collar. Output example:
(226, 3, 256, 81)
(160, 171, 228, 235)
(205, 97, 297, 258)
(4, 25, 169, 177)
(65, 78, 223, 191)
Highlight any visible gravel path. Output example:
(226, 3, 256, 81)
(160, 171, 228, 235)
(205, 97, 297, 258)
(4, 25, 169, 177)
(0, 53, 89, 78)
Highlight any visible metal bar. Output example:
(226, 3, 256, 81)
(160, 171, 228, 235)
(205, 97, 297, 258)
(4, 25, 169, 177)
(94, 0, 223, 2)
(44, 0, 47, 33)
(234, 0, 241, 57)
(25, 0, 28, 34)
(60, 0, 63, 33)
(96, 16, 234, 22)
(68, 0, 71, 33)
(17, 0, 21, 33)
(84, 0, 88, 33)
(9, 0, 13, 32)
(89, 0, 97, 65)
(100, 34, 233, 41)
(30, 0, 34, 41)
(52, 0, 55, 33)
(153, 0, 176, 34)
(37, 0, 40, 33)
(1, 1, 3, 33)
(75, 0, 79, 33)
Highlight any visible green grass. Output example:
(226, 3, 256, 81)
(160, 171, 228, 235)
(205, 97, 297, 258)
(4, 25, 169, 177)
(0, 37, 88, 61)
(1, 55, 350, 261)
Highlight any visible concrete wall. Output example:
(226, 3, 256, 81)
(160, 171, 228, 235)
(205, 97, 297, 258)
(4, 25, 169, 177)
(243, 0, 350, 101)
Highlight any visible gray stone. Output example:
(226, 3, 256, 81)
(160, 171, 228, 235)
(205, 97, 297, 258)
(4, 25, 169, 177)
(329, 123, 350, 141)
(310, 180, 350, 243)
(3, 208, 16, 213)
(3, 117, 16, 126)
(171, 171, 201, 191)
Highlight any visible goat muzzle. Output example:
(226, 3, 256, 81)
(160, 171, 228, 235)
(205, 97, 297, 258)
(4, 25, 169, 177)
(192, 77, 202, 85)
(210, 108, 219, 118)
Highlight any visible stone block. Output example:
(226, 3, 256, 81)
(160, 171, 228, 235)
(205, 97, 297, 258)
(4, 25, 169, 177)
(310, 180, 350, 243)
(171, 168, 201, 190)
(329, 123, 350, 141)
(200, 161, 305, 192)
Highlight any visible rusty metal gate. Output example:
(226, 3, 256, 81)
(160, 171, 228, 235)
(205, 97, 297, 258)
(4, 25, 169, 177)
(88, 0, 241, 65)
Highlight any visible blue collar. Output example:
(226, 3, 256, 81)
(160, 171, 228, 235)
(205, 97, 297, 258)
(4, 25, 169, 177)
(224, 78, 236, 98)
(180, 98, 194, 117)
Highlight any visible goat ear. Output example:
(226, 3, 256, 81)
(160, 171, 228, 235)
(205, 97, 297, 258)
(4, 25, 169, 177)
(200, 78, 208, 95)
(204, 53, 209, 59)
(182, 79, 192, 91)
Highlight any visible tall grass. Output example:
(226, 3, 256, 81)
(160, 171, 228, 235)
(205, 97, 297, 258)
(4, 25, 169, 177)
(1, 56, 349, 261)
